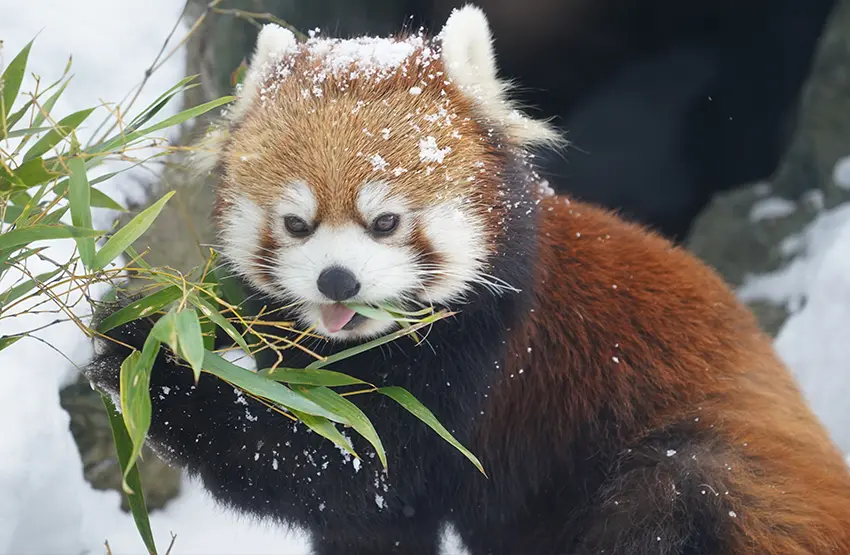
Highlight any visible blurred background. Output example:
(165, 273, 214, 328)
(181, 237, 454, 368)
(2, 0, 850, 552)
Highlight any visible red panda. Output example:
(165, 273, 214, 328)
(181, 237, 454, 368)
(85, 5, 850, 554)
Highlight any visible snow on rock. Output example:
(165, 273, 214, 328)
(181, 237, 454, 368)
(739, 201, 850, 452)
(748, 196, 797, 223)
(833, 156, 850, 190)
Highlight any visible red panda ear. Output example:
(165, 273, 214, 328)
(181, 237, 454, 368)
(189, 24, 297, 179)
(230, 24, 297, 122)
(439, 5, 563, 149)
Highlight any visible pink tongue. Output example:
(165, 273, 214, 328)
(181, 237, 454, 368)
(319, 304, 356, 333)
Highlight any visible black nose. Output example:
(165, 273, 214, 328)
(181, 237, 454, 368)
(317, 266, 361, 301)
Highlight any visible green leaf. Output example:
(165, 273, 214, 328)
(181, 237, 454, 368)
(261, 367, 369, 387)
(346, 303, 421, 323)
(295, 385, 387, 469)
(23, 108, 96, 162)
(0, 267, 63, 308)
(96, 286, 183, 333)
(3, 99, 33, 134)
(1, 40, 33, 120)
(3, 126, 53, 139)
(95, 96, 235, 154)
(92, 190, 174, 270)
(189, 293, 251, 354)
(12, 157, 60, 187)
(0, 224, 101, 251)
(90, 188, 126, 211)
(378, 386, 486, 476)
(0, 204, 24, 224)
(201, 350, 343, 421)
(306, 310, 452, 369)
(39, 204, 70, 225)
(53, 178, 127, 211)
(0, 335, 23, 351)
(32, 77, 70, 129)
(68, 157, 95, 268)
(212, 267, 247, 308)
(100, 394, 158, 555)
(118, 344, 157, 493)
(0, 246, 45, 270)
(291, 410, 358, 459)
(123, 75, 199, 136)
(176, 308, 205, 382)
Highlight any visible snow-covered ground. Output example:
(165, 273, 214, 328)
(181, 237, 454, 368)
(1, 2, 849, 554)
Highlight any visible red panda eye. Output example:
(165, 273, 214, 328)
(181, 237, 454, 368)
(284, 216, 312, 237)
(371, 213, 400, 235)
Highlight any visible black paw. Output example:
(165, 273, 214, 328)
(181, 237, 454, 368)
(83, 293, 157, 396)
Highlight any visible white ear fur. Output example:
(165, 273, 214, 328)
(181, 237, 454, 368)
(190, 24, 296, 177)
(439, 5, 562, 147)
(229, 24, 297, 122)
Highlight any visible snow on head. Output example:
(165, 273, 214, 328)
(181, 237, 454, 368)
(306, 33, 426, 78)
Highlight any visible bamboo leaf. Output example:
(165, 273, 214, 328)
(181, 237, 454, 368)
(175, 308, 204, 382)
(23, 108, 96, 162)
(92, 190, 174, 270)
(13, 157, 60, 187)
(97, 286, 183, 334)
(189, 293, 251, 353)
(0, 224, 101, 251)
(295, 385, 386, 468)
(100, 393, 158, 555)
(378, 386, 486, 476)
(0, 335, 23, 351)
(261, 367, 369, 387)
(0, 267, 63, 308)
(306, 310, 453, 369)
(90, 188, 126, 211)
(1, 40, 33, 120)
(68, 157, 95, 268)
(291, 410, 358, 459)
(118, 341, 158, 493)
(32, 78, 70, 128)
(95, 96, 235, 153)
(201, 350, 343, 422)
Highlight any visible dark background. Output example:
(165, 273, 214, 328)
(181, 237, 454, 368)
(189, 0, 837, 240)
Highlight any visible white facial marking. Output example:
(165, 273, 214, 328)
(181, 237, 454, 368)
(419, 201, 489, 303)
(221, 182, 493, 341)
(219, 194, 267, 291)
(357, 182, 407, 225)
(275, 181, 318, 227)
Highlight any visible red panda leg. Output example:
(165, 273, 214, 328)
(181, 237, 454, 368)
(572, 438, 734, 555)
(310, 517, 442, 555)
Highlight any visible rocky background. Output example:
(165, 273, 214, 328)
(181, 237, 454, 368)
(61, 0, 850, 510)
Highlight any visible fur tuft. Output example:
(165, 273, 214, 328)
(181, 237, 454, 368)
(231, 24, 297, 122)
(187, 24, 297, 179)
(439, 5, 563, 148)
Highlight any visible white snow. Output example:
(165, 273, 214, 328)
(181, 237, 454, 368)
(749, 196, 796, 222)
(833, 156, 850, 190)
(419, 135, 452, 164)
(739, 197, 850, 453)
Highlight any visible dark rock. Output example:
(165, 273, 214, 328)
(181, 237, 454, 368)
(687, 0, 850, 334)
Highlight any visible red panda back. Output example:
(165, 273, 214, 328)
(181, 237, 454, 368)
(471, 194, 850, 553)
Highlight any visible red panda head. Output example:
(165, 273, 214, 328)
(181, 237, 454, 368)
(205, 6, 561, 340)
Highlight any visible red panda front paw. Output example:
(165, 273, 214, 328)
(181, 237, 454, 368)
(83, 294, 157, 398)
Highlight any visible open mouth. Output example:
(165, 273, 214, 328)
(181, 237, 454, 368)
(318, 303, 369, 333)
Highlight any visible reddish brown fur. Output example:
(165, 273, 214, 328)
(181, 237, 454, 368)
(218, 46, 509, 240)
(476, 196, 850, 553)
